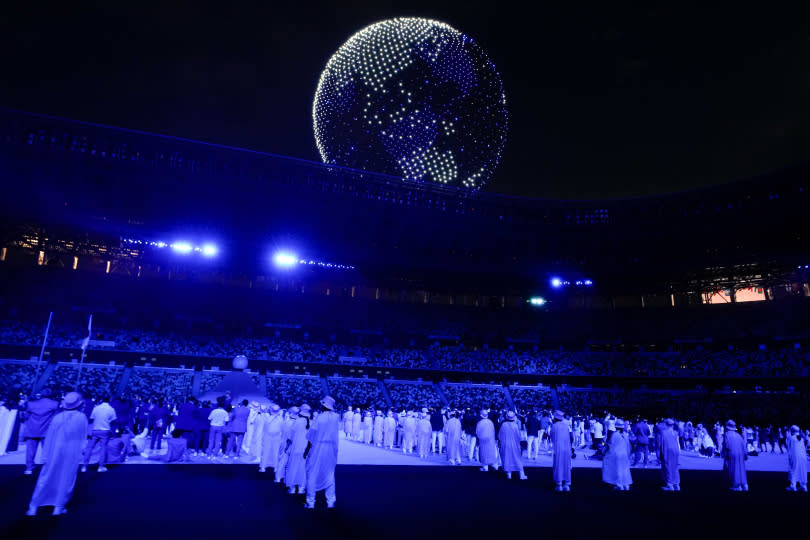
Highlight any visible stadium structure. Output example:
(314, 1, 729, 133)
(0, 107, 809, 399)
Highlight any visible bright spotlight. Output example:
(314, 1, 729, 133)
(273, 252, 298, 268)
(171, 242, 193, 254)
(202, 244, 218, 257)
(528, 297, 546, 306)
(550, 277, 562, 289)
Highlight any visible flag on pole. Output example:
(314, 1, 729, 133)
(80, 314, 93, 351)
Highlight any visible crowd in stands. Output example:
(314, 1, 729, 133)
(509, 385, 552, 410)
(265, 374, 323, 406)
(47, 364, 124, 398)
(442, 383, 508, 410)
(127, 367, 194, 402)
(385, 381, 443, 410)
(0, 360, 38, 397)
(2, 319, 809, 377)
(327, 378, 386, 410)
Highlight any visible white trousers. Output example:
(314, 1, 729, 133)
(467, 436, 477, 460)
(306, 472, 336, 506)
(431, 431, 444, 453)
(527, 436, 539, 458)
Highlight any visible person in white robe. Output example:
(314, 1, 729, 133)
(0, 398, 19, 456)
(786, 425, 807, 491)
(402, 411, 417, 454)
(285, 404, 311, 494)
(243, 401, 261, 460)
(444, 411, 462, 465)
(373, 411, 384, 447)
(26, 392, 88, 517)
(305, 396, 339, 509)
(276, 406, 298, 484)
(417, 412, 432, 459)
(362, 411, 373, 444)
(352, 408, 362, 441)
(602, 419, 632, 490)
(476, 410, 498, 471)
(260, 404, 283, 474)
(498, 411, 527, 479)
(343, 406, 353, 438)
(551, 410, 572, 491)
(383, 411, 397, 449)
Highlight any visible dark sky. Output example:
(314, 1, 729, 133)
(2, 2, 809, 200)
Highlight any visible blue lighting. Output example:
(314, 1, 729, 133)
(171, 242, 193, 254)
(550, 277, 563, 289)
(273, 252, 298, 268)
(201, 244, 218, 257)
(528, 297, 546, 306)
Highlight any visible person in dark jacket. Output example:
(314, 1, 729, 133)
(526, 411, 541, 460)
(22, 389, 59, 475)
(147, 400, 170, 453)
(430, 408, 444, 454)
(175, 397, 198, 450)
(632, 419, 651, 467)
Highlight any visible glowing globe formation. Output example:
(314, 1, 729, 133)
(313, 18, 507, 190)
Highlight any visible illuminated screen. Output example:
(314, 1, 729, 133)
(705, 287, 765, 304)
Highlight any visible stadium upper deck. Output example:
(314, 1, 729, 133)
(0, 108, 808, 297)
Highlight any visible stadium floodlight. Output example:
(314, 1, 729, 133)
(528, 297, 546, 307)
(584, 279, 593, 286)
(201, 244, 218, 257)
(171, 242, 193, 254)
(550, 277, 563, 289)
(273, 251, 298, 268)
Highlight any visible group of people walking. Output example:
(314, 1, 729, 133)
(21, 390, 341, 516)
(15, 386, 810, 517)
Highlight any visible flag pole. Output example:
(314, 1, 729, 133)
(32, 311, 53, 394)
(75, 314, 92, 391)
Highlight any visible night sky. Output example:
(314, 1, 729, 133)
(2, 2, 809, 200)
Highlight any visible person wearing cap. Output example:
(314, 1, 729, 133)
(444, 410, 462, 465)
(342, 406, 353, 439)
(659, 418, 681, 491)
(551, 410, 571, 491)
(722, 420, 748, 491)
(285, 404, 311, 494)
(383, 410, 397, 450)
(373, 410, 384, 447)
(786, 425, 808, 491)
(402, 411, 417, 454)
(499, 411, 527, 480)
(602, 419, 632, 490)
(305, 396, 340, 509)
(352, 408, 362, 442)
(26, 392, 88, 517)
(22, 388, 59, 475)
(259, 403, 283, 474)
(417, 412, 432, 459)
(362, 410, 373, 445)
(476, 409, 498, 472)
